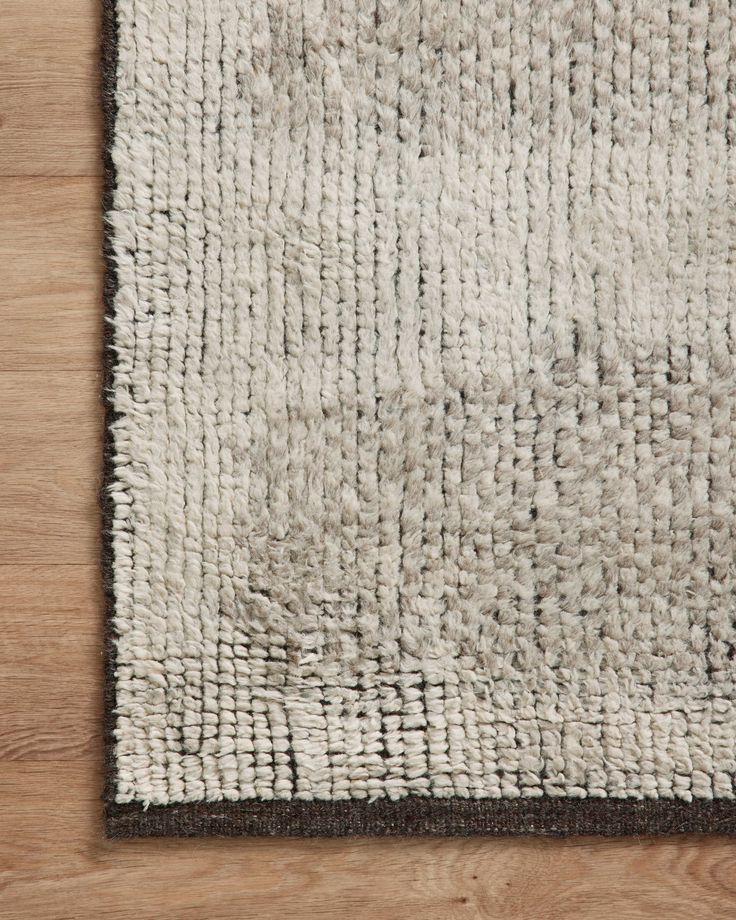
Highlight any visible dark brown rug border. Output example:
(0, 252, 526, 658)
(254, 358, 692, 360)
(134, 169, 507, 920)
(101, 0, 123, 818)
(106, 797, 736, 839)
(100, 0, 736, 839)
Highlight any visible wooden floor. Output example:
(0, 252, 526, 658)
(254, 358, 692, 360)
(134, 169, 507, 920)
(1, 2, 735, 917)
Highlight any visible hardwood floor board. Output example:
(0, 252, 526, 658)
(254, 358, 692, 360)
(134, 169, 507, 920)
(0, 566, 100, 761)
(0, 372, 99, 563)
(0, 0, 101, 177)
(0, 177, 102, 371)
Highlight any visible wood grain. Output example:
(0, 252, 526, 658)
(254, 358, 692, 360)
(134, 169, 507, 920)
(0, 1, 101, 177)
(0, 177, 102, 371)
(0, 371, 100, 563)
(0, 1, 735, 917)
(0, 567, 100, 761)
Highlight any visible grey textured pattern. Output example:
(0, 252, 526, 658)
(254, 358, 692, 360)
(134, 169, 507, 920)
(107, 0, 736, 814)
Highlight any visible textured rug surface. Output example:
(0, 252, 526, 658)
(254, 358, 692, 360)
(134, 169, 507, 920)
(103, 0, 736, 836)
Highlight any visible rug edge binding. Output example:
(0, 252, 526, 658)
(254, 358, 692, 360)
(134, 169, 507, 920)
(104, 797, 736, 838)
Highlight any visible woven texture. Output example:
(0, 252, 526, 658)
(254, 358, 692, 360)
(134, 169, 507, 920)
(105, 0, 736, 835)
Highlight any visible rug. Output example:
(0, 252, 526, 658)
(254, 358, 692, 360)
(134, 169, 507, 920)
(103, 0, 736, 837)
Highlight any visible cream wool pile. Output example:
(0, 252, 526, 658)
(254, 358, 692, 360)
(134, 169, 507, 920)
(103, 0, 736, 837)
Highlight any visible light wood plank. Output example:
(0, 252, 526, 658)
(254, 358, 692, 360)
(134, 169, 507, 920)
(0, 566, 99, 761)
(0, 177, 102, 371)
(0, 0, 101, 177)
(0, 372, 99, 563)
